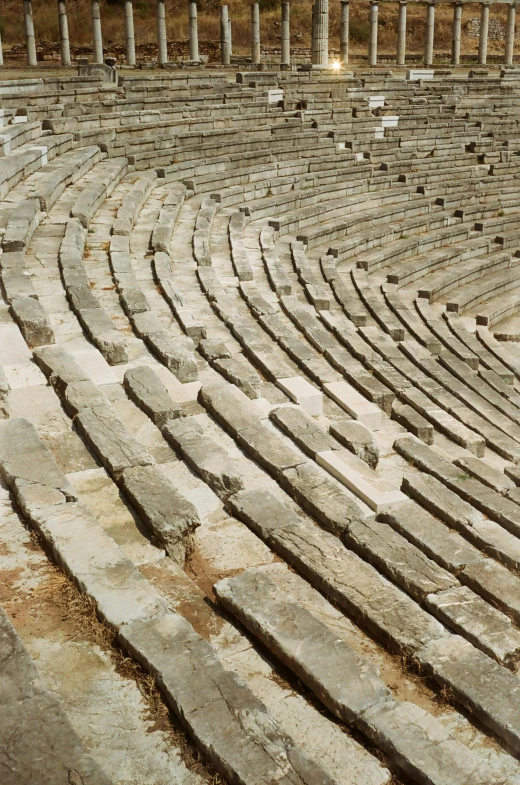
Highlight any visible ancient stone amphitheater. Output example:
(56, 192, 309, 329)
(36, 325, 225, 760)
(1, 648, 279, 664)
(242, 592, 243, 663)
(6, 3, 520, 785)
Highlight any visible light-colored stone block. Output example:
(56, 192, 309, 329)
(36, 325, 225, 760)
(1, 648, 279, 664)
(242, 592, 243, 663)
(406, 68, 434, 80)
(381, 116, 398, 128)
(316, 450, 407, 512)
(369, 95, 385, 108)
(278, 376, 323, 416)
(324, 380, 381, 429)
(30, 145, 48, 166)
(267, 88, 284, 104)
(0, 136, 11, 155)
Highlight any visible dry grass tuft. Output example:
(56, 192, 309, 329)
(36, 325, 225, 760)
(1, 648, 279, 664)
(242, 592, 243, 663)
(36, 556, 223, 784)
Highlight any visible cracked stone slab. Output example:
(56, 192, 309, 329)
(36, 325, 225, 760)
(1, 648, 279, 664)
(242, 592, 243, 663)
(75, 405, 155, 478)
(226, 489, 448, 655)
(415, 635, 520, 754)
(119, 612, 339, 785)
(163, 417, 244, 499)
(0, 417, 78, 516)
(329, 419, 380, 470)
(426, 585, 520, 668)
(123, 365, 182, 428)
(0, 607, 113, 785)
(120, 465, 200, 563)
(215, 569, 512, 785)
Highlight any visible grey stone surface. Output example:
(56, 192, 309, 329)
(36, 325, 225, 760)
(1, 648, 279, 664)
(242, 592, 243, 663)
(416, 635, 520, 753)
(379, 500, 484, 572)
(329, 419, 379, 469)
(163, 417, 244, 499)
(33, 345, 89, 395)
(426, 585, 520, 667)
(226, 489, 448, 655)
(343, 518, 457, 603)
(75, 405, 155, 477)
(123, 365, 182, 427)
(119, 612, 339, 785)
(395, 436, 520, 539)
(0, 367, 10, 419)
(281, 461, 364, 536)
(0, 417, 77, 515)
(121, 465, 200, 563)
(10, 296, 54, 347)
(0, 607, 113, 785)
(270, 405, 339, 458)
(215, 568, 391, 723)
(403, 472, 520, 573)
(391, 401, 434, 445)
(78, 308, 128, 365)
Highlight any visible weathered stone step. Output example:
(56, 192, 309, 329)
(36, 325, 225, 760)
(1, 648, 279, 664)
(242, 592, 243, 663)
(0, 606, 113, 785)
(215, 568, 515, 785)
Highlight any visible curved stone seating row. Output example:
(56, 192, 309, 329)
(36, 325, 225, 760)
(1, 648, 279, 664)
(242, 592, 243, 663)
(6, 69, 520, 784)
(0, 132, 74, 200)
(0, 414, 346, 785)
(60, 217, 128, 365)
(198, 383, 520, 755)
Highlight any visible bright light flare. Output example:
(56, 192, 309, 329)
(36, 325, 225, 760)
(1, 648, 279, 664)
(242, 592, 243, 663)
(332, 60, 341, 71)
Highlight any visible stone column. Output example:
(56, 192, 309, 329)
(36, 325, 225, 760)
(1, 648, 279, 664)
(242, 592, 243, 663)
(478, 2, 490, 64)
(505, 3, 516, 65)
(340, 0, 349, 65)
(396, 1, 407, 65)
(281, 2, 291, 66)
(251, 3, 261, 64)
(0, 29, 3, 67)
(91, 0, 103, 63)
(229, 18, 232, 56)
(451, 1, 462, 65)
(311, 0, 329, 66)
(424, 0, 435, 66)
(124, 0, 136, 66)
(189, 0, 199, 61)
(24, 0, 37, 66)
(157, 0, 168, 65)
(220, 5, 230, 65)
(58, 0, 71, 67)
(368, 1, 379, 66)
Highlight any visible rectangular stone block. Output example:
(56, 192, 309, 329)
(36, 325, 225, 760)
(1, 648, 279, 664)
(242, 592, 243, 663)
(324, 381, 381, 429)
(278, 376, 323, 415)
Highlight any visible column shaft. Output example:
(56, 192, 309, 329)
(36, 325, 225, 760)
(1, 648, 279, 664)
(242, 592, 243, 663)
(157, 0, 168, 65)
(189, 0, 199, 61)
(91, 0, 103, 64)
(124, 0, 136, 66)
(368, 1, 378, 66)
(251, 3, 261, 65)
(451, 2, 462, 65)
(478, 2, 490, 64)
(396, 1, 407, 66)
(220, 5, 230, 65)
(505, 3, 516, 65)
(0, 29, 3, 67)
(312, 0, 329, 66)
(340, 0, 349, 65)
(228, 18, 232, 56)
(58, 0, 71, 67)
(424, 1, 435, 66)
(24, 0, 37, 66)
(281, 2, 291, 66)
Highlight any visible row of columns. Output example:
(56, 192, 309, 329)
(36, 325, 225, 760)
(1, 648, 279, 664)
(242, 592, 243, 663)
(6, 1, 519, 71)
(10, 0, 201, 68)
(363, 0, 516, 68)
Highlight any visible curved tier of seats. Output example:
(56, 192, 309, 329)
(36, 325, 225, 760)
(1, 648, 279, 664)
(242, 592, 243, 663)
(5, 68, 520, 785)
